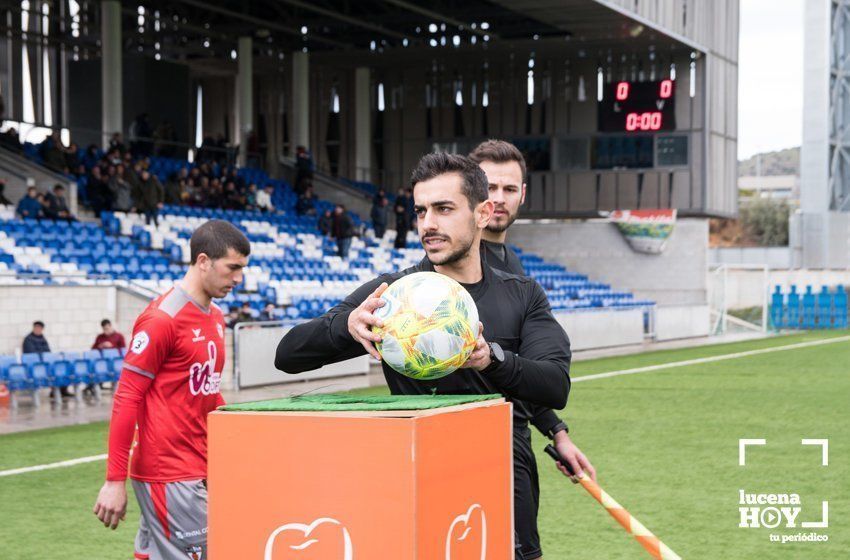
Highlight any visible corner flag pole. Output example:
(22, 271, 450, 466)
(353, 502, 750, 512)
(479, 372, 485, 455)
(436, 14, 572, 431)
(544, 445, 682, 560)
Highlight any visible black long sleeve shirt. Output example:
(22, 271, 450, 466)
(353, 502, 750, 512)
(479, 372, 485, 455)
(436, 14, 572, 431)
(276, 254, 571, 412)
(481, 240, 566, 437)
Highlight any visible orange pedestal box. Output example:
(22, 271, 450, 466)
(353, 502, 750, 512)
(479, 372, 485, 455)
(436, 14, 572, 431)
(208, 395, 513, 559)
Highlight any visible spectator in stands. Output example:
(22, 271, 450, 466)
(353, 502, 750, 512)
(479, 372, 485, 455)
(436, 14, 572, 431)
(225, 166, 245, 192)
(92, 319, 126, 350)
(394, 188, 409, 249)
(225, 309, 240, 329)
(64, 142, 80, 171)
(237, 302, 254, 324)
(296, 186, 317, 216)
(23, 320, 72, 397)
(132, 169, 165, 226)
(332, 204, 355, 259)
(43, 184, 76, 221)
(245, 183, 258, 210)
(185, 178, 205, 207)
(206, 179, 224, 208)
(109, 132, 126, 154)
(22, 320, 50, 354)
(88, 165, 110, 214)
(0, 127, 21, 152)
(86, 319, 127, 395)
(164, 170, 188, 205)
(256, 184, 275, 212)
(0, 178, 12, 205)
(109, 164, 134, 212)
(259, 303, 277, 322)
(371, 196, 389, 240)
(373, 187, 386, 206)
(41, 132, 67, 173)
(222, 181, 245, 210)
(294, 145, 314, 195)
(16, 186, 43, 219)
(318, 209, 333, 238)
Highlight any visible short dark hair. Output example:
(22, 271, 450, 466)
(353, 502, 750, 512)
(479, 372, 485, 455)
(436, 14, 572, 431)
(190, 220, 251, 265)
(33, 321, 44, 328)
(54, 184, 65, 192)
(101, 319, 111, 327)
(410, 152, 488, 210)
(468, 139, 527, 182)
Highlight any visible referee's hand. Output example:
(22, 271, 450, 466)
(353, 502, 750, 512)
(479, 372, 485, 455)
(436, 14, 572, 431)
(348, 282, 388, 360)
(463, 322, 491, 371)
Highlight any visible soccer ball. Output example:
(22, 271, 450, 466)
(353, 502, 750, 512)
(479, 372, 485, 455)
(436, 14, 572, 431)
(373, 272, 479, 380)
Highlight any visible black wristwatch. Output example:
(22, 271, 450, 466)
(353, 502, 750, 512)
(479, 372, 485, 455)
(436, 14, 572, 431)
(547, 421, 569, 440)
(481, 342, 505, 373)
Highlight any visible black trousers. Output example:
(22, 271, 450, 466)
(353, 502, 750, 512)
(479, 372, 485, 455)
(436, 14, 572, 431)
(514, 424, 542, 559)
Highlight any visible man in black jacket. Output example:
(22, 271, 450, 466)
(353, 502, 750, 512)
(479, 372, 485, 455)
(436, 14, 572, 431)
(23, 320, 71, 397)
(331, 204, 355, 258)
(470, 139, 597, 558)
(276, 153, 571, 559)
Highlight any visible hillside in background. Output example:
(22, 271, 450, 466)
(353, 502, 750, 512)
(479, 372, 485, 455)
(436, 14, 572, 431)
(738, 147, 799, 177)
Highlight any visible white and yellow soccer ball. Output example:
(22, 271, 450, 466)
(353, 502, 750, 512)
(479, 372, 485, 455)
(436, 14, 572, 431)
(372, 272, 479, 380)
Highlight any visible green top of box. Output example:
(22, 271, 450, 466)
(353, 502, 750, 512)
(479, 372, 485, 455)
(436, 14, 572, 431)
(218, 393, 502, 412)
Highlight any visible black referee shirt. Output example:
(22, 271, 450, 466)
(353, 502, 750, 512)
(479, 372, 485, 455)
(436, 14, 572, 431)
(276, 253, 571, 411)
(482, 240, 566, 437)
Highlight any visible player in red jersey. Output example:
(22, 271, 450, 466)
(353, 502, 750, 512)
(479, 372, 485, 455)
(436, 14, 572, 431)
(93, 220, 250, 559)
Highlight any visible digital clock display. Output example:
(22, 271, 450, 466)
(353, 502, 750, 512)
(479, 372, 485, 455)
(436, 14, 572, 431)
(598, 79, 676, 132)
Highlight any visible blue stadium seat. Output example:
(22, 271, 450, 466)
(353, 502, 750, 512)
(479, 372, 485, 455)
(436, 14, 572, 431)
(72, 359, 91, 385)
(0, 355, 16, 382)
(101, 348, 121, 360)
(50, 360, 76, 387)
(6, 364, 33, 391)
(110, 357, 124, 382)
(28, 362, 52, 389)
(21, 353, 41, 365)
(91, 358, 113, 384)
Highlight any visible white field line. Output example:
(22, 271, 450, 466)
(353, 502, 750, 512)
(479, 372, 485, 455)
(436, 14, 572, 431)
(0, 453, 107, 477)
(572, 334, 850, 383)
(3, 335, 849, 478)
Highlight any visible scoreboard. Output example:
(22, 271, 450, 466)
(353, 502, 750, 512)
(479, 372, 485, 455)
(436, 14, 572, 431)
(598, 79, 676, 132)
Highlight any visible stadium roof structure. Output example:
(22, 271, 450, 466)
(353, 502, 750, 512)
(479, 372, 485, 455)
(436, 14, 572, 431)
(4, 1, 701, 67)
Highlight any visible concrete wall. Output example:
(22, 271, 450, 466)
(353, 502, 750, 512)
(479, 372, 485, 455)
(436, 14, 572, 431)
(655, 304, 711, 341)
(0, 285, 154, 356)
(0, 285, 118, 355)
(554, 309, 645, 351)
(709, 247, 793, 268)
(509, 218, 709, 305)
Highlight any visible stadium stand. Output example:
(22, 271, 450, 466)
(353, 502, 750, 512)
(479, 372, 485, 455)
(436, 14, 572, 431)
(0, 146, 655, 406)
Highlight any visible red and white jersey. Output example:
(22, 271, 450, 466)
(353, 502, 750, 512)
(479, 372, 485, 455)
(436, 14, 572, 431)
(123, 285, 226, 482)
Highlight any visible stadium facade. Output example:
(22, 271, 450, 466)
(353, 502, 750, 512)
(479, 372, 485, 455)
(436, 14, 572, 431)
(0, 0, 738, 218)
(798, 0, 850, 268)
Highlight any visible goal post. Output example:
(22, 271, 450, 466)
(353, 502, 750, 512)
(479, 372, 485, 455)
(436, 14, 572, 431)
(707, 264, 770, 335)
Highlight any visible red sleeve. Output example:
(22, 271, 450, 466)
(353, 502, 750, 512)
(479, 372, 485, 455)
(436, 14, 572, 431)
(117, 333, 126, 349)
(106, 370, 153, 481)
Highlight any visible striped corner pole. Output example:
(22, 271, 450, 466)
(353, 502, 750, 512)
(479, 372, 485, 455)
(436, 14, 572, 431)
(545, 445, 681, 560)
